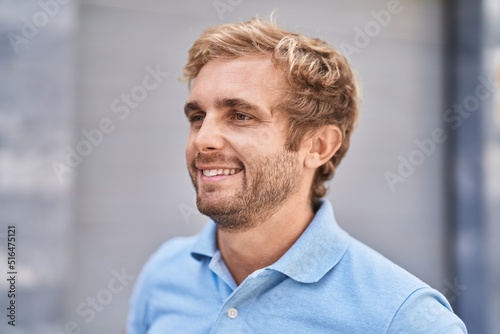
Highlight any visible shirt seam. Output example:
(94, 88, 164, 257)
(383, 286, 428, 333)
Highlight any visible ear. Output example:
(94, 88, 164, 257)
(303, 125, 343, 169)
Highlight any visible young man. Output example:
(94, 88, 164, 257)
(126, 18, 467, 333)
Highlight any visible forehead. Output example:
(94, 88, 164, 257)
(188, 56, 282, 110)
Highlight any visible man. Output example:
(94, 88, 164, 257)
(126, 17, 467, 333)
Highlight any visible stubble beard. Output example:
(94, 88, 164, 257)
(189, 150, 301, 232)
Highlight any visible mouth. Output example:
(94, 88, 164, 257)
(201, 168, 242, 177)
(192, 153, 245, 183)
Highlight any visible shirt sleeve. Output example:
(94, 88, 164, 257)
(387, 287, 467, 334)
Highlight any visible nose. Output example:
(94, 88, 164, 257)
(191, 115, 225, 153)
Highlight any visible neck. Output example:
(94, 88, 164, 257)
(217, 196, 315, 285)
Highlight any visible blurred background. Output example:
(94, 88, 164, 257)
(0, 0, 499, 333)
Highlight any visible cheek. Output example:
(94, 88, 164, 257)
(253, 125, 288, 148)
(185, 136, 195, 161)
(229, 128, 285, 162)
(253, 129, 273, 146)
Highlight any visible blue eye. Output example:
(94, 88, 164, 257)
(234, 113, 250, 121)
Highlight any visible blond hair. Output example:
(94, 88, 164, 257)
(183, 17, 359, 205)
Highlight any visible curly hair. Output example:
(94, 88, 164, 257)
(183, 17, 359, 205)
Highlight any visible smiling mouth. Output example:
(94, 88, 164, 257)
(201, 168, 242, 177)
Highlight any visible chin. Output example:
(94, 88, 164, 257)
(196, 193, 229, 213)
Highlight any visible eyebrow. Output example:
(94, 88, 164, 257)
(184, 101, 202, 116)
(184, 98, 264, 117)
(214, 98, 262, 113)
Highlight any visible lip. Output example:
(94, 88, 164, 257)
(196, 165, 243, 170)
(197, 168, 243, 182)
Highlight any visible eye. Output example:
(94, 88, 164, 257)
(188, 114, 205, 123)
(234, 113, 251, 121)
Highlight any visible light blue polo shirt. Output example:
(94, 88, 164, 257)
(126, 200, 467, 333)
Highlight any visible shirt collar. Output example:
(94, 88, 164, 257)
(190, 199, 350, 284)
(269, 199, 350, 283)
(190, 220, 218, 261)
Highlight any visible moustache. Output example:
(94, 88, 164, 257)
(192, 153, 244, 169)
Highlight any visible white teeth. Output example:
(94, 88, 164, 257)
(202, 169, 239, 176)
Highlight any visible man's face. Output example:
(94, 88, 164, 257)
(185, 56, 306, 231)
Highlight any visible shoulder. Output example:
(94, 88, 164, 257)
(126, 235, 200, 333)
(387, 286, 468, 333)
(145, 236, 198, 270)
(341, 236, 427, 295)
(335, 236, 467, 332)
(135, 234, 204, 289)
(131, 234, 199, 291)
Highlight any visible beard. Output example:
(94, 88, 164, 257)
(188, 149, 301, 231)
